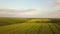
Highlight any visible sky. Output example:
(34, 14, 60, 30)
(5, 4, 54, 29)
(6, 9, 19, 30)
(0, 0, 55, 9)
(0, 0, 60, 18)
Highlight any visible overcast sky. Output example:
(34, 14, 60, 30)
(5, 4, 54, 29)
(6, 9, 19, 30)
(0, 0, 60, 18)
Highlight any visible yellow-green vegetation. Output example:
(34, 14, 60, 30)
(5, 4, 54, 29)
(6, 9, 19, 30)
(0, 17, 28, 26)
(0, 17, 52, 26)
(0, 17, 60, 34)
(25, 19, 51, 23)
(0, 23, 60, 34)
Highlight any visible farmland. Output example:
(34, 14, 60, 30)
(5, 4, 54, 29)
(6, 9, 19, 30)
(0, 17, 60, 34)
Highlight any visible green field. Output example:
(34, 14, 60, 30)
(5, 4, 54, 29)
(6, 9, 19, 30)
(0, 17, 60, 34)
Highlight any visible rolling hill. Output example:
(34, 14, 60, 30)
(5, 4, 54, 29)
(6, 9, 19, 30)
(0, 17, 60, 34)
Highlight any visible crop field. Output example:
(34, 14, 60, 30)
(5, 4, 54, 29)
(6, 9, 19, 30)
(0, 17, 60, 34)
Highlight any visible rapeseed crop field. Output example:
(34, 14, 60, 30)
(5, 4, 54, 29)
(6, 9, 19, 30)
(0, 17, 60, 34)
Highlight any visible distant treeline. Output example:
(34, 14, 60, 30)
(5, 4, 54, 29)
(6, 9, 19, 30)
(0, 17, 60, 26)
(49, 19, 60, 23)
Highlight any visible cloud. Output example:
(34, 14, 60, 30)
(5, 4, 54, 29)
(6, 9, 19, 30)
(53, 0, 60, 10)
(0, 8, 42, 17)
(46, 11, 60, 18)
(45, 0, 60, 18)
(0, 8, 52, 18)
(0, 7, 59, 18)
(0, 0, 60, 18)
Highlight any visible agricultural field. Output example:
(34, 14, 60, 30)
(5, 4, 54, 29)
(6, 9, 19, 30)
(0, 17, 60, 34)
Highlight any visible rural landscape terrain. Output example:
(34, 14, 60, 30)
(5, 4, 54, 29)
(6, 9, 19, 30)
(0, 17, 60, 34)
